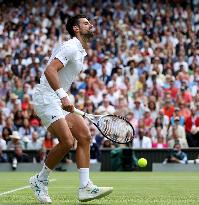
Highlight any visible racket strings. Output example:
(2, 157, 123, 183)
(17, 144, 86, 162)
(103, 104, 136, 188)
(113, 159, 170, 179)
(98, 116, 134, 143)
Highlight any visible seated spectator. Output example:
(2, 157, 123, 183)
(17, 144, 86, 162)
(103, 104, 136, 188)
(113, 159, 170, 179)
(147, 100, 158, 121)
(97, 94, 115, 114)
(168, 116, 188, 146)
(7, 131, 24, 150)
(168, 126, 189, 148)
(0, 147, 8, 162)
(35, 148, 47, 164)
(170, 107, 185, 126)
(2, 126, 12, 143)
(43, 131, 55, 150)
(18, 118, 34, 139)
(101, 139, 115, 149)
(162, 98, 175, 119)
(6, 92, 21, 114)
(150, 117, 167, 142)
(125, 110, 139, 135)
(11, 146, 30, 169)
(27, 131, 42, 150)
(13, 110, 24, 129)
(131, 98, 145, 120)
(178, 101, 191, 120)
(21, 94, 31, 111)
(158, 109, 170, 128)
(152, 135, 168, 148)
(142, 108, 154, 132)
(84, 99, 95, 114)
(90, 137, 101, 164)
(163, 143, 188, 164)
(0, 134, 7, 150)
(133, 128, 152, 148)
(0, 110, 5, 133)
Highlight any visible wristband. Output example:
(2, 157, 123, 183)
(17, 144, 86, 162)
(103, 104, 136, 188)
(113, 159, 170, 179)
(55, 88, 68, 99)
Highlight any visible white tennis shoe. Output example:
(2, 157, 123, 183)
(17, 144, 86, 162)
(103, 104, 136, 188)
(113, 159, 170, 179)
(29, 175, 52, 204)
(78, 181, 113, 202)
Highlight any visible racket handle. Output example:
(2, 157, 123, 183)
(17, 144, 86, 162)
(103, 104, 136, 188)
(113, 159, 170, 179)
(73, 108, 85, 116)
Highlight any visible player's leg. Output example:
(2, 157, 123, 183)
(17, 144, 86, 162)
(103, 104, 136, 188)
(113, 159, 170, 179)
(65, 113, 113, 202)
(30, 118, 74, 204)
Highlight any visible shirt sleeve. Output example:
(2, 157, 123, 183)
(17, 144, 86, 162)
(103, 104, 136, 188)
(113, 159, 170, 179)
(55, 45, 75, 66)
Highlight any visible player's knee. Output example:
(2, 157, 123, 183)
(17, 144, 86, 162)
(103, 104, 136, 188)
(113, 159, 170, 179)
(78, 131, 92, 144)
(60, 138, 74, 149)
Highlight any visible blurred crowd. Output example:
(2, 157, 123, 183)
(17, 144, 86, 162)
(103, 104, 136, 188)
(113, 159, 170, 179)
(1, 0, 199, 163)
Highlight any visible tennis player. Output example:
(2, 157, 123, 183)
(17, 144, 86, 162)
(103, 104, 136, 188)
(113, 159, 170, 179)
(29, 14, 113, 203)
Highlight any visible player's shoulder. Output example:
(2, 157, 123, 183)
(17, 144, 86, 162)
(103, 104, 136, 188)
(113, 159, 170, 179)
(62, 38, 78, 50)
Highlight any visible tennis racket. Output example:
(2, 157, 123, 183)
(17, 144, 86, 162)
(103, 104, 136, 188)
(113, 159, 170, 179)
(74, 108, 135, 144)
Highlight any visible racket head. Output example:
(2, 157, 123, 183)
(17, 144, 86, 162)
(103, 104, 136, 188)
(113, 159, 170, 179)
(94, 114, 135, 144)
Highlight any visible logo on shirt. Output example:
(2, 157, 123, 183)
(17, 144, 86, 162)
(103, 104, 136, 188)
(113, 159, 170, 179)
(52, 116, 56, 119)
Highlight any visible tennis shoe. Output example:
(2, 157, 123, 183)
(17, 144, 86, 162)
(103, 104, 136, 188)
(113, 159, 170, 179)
(78, 181, 113, 202)
(29, 175, 52, 204)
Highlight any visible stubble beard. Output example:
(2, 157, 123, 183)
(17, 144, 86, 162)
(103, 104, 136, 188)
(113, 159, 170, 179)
(80, 30, 94, 41)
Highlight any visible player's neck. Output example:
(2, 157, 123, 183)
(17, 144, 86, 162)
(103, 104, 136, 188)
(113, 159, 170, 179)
(75, 35, 89, 50)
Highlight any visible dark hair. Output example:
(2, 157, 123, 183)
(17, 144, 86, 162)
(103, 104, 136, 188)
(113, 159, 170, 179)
(66, 14, 88, 37)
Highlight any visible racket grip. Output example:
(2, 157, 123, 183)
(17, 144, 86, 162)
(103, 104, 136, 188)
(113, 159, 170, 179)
(73, 108, 85, 116)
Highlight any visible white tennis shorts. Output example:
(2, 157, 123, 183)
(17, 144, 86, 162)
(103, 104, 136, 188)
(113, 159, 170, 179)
(32, 85, 70, 128)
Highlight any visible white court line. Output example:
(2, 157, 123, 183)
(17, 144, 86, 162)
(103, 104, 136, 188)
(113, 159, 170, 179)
(0, 179, 56, 197)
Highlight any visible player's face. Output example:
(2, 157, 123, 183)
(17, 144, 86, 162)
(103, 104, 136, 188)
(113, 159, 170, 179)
(78, 18, 94, 38)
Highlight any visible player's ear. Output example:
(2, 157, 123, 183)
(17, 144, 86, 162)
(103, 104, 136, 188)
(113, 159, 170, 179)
(73, 25, 79, 33)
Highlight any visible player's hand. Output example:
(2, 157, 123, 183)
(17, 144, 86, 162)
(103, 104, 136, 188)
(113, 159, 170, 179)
(61, 97, 74, 113)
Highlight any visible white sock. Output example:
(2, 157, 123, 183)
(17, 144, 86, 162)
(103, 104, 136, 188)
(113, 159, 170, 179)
(79, 168, 90, 188)
(38, 163, 52, 181)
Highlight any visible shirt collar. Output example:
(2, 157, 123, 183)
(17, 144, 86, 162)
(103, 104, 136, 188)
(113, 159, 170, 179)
(73, 37, 87, 57)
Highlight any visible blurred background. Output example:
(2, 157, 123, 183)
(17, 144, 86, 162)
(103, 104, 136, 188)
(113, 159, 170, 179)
(0, 0, 199, 172)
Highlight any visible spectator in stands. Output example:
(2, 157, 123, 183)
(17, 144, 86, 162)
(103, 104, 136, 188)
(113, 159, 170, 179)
(163, 98, 175, 119)
(163, 143, 188, 164)
(97, 94, 115, 114)
(13, 110, 24, 129)
(159, 107, 170, 127)
(7, 131, 24, 150)
(0, 0, 199, 154)
(0, 147, 8, 162)
(142, 108, 154, 132)
(0, 111, 5, 133)
(2, 126, 12, 143)
(101, 139, 115, 149)
(133, 127, 152, 148)
(126, 110, 139, 134)
(27, 131, 43, 150)
(43, 131, 55, 150)
(152, 132, 168, 149)
(150, 117, 167, 142)
(147, 100, 158, 121)
(168, 126, 189, 148)
(18, 118, 34, 139)
(178, 101, 191, 120)
(90, 125, 101, 164)
(0, 134, 7, 150)
(6, 93, 21, 114)
(84, 99, 95, 114)
(131, 98, 145, 120)
(168, 116, 188, 145)
(170, 107, 185, 126)
(11, 146, 30, 165)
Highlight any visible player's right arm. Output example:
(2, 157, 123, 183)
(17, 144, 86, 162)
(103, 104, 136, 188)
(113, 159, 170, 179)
(44, 46, 75, 112)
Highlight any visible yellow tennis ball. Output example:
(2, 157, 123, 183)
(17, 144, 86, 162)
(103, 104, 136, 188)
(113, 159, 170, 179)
(138, 158, 147, 167)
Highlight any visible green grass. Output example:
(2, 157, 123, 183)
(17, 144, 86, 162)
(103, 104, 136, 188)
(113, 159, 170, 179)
(0, 172, 199, 205)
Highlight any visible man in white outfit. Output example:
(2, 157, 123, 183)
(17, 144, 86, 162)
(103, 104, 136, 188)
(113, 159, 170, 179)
(29, 14, 113, 203)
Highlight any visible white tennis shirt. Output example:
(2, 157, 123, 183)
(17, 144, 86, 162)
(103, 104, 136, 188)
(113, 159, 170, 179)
(40, 37, 87, 92)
